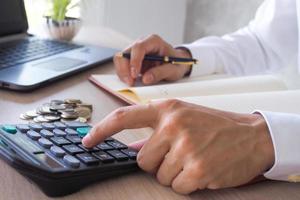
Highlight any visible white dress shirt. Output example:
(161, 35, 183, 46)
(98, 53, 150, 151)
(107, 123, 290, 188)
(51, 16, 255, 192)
(182, 0, 300, 182)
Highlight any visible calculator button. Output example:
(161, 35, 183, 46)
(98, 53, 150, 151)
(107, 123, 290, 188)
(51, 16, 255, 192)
(27, 130, 41, 140)
(78, 144, 99, 152)
(107, 141, 127, 149)
(16, 124, 30, 133)
(93, 151, 114, 163)
(50, 137, 71, 146)
(76, 153, 99, 165)
(40, 129, 54, 138)
(53, 122, 67, 129)
(97, 142, 114, 151)
(76, 127, 91, 137)
(50, 146, 66, 157)
(66, 135, 82, 144)
(63, 155, 80, 168)
(53, 129, 67, 137)
(41, 123, 56, 130)
(62, 144, 84, 155)
(65, 128, 78, 135)
(121, 149, 138, 159)
(2, 125, 17, 134)
(64, 121, 88, 128)
(107, 150, 129, 161)
(38, 138, 53, 149)
(29, 123, 43, 131)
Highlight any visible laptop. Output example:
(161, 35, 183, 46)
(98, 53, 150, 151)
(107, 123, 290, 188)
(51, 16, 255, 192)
(0, 0, 117, 91)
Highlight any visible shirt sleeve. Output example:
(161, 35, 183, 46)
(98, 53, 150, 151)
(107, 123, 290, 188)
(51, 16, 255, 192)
(254, 111, 300, 182)
(180, 0, 298, 77)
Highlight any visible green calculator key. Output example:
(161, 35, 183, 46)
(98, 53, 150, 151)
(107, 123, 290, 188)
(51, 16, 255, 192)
(77, 127, 91, 137)
(2, 125, 17, 134)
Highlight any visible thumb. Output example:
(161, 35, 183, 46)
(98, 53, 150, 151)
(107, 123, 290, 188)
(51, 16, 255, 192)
(142, 64, 182, 85)
(128, 138, 149, 151)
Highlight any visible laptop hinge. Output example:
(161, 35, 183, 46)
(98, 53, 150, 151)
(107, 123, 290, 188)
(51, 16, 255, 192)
(0, 33, 30, 44)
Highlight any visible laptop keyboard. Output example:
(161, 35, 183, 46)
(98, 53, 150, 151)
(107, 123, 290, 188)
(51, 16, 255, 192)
(0, 38, 82, 69)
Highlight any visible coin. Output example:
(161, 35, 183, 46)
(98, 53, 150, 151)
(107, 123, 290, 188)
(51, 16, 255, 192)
(75, 117, 87, 123)
(75, 107, 91, 119)
(50, 104, 67, 111)
(25, 110, 39, 118)
(50, 100, 65, 105)
(64, 99, 82, 104)
(77, 103, 93, 111)
(43, 114, 61, 122)
(33, 115, 49, 123)
(19, 113, 32, 120)
(20, 99, 93, 123)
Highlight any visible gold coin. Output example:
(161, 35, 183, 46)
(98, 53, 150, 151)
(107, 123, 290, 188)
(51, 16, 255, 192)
(75, 107, 91, 119)
(77, 103, 93, 111)
(75, 117, 87, 123)
(64, 99, 82, 104)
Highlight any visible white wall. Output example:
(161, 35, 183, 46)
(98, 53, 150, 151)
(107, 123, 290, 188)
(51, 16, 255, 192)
(81, 0, 187, 45)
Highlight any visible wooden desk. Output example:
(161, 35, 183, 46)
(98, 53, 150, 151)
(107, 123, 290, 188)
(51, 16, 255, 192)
(1, 28, 300, 200)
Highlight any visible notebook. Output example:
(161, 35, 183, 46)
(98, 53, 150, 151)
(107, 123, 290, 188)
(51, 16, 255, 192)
(159, 90, 300, 114)
(89, 74, 287, 105)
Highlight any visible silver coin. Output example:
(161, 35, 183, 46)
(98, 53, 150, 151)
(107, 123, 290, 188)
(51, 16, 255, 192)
(33, 115, 49, 123)
(50, 100, 64, 105)
(43, 114, 61, 121)
(19, 113, 32, 120)
(40, 105, 54, 114)
(50, 104, 67, 111)
(25, 110, 39, 118)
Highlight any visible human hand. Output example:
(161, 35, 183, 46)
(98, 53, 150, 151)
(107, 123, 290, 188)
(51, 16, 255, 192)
(82, 100, 275, 194)
(113, 34, 192, 86)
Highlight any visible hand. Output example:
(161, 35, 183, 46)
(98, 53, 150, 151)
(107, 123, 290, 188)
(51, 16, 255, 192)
(82, 100, 275, 194)
(113, 34, 192, 86)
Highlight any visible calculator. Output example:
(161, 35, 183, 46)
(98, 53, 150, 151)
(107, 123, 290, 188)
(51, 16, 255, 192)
(0, 121, 139, 197)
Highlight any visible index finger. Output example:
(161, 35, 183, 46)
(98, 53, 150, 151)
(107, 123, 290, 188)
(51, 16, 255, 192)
(82, 104, 158, 148)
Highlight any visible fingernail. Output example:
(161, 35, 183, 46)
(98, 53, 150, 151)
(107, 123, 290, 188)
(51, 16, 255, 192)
(144, 73, 154, 84)
(82, 134, 92, 147)
(131, 67, 137, 78)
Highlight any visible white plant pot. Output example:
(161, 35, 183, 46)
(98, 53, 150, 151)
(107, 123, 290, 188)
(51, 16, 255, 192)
(44, 17, 81, 41)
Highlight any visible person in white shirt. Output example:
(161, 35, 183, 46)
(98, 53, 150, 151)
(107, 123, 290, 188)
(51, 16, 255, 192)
(82, 0, 300, 194)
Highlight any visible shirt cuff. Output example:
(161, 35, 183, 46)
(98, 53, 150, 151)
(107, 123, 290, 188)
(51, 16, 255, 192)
(178, 37, 225, 77)
(254, 110, 300, 182)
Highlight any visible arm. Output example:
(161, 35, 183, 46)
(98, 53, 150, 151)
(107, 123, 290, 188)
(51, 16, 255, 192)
(182, 0, 298, 77)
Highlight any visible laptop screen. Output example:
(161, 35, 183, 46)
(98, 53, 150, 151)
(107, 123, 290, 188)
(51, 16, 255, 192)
(0, 0, 28, 37)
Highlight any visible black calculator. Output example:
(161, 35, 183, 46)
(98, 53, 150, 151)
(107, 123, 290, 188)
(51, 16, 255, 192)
(0, 121, 138, 197)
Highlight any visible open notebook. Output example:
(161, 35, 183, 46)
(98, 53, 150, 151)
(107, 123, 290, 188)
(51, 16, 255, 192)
(89, 74, 287, 105)
(161, 90, 300, 114)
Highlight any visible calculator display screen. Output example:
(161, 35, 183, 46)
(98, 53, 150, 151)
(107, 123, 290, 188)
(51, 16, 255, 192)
(35, 153, 63, 169)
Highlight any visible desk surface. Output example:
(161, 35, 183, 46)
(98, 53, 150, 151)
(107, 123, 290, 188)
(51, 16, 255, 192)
(1, 27, 300, 200)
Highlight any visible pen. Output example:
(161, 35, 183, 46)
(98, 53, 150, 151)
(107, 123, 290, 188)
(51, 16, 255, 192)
(116, 52, 198, 65)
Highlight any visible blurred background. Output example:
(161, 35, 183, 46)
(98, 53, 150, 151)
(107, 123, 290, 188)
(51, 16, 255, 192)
(25, 0, 263, 45)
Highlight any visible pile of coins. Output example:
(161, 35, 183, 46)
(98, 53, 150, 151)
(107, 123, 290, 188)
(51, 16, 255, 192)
(20, 99, 93, 123)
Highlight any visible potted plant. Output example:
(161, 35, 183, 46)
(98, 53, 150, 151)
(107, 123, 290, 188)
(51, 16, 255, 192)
(45, 0, 81, 41)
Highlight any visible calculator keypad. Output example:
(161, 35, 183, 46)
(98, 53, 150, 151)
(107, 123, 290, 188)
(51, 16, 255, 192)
(2, 122, 137, 169)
